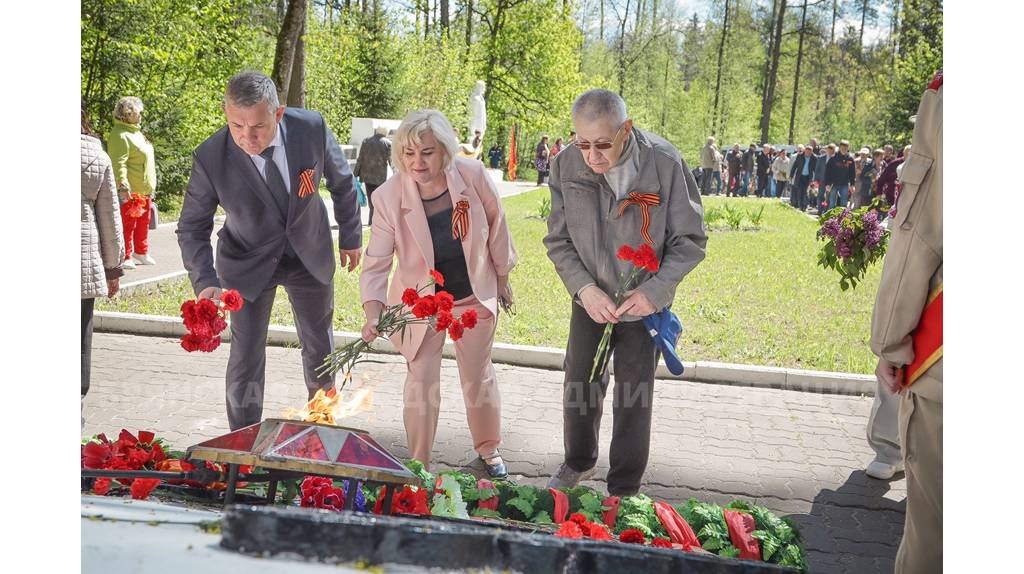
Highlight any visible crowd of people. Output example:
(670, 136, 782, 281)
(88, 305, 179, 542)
(700, 136, 911, 215)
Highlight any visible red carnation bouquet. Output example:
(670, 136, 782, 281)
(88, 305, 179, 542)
(179, 289, 244, 352)
(125, 193, 148, 218)
(318, 270, 476, 383)
(589, 244, 660, 381)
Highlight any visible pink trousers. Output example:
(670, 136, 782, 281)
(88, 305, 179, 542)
(401, 296, 501, 468)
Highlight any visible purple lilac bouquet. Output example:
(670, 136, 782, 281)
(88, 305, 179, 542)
(816, 199, 890, 290)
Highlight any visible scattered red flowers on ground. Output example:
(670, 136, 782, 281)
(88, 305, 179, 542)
(130, 478, 161, 500)
(555, 521, 584, 539)
(180, 291, 242, 353)
(92, 478, 111, 495)
(392, 485, 430, 515)
(587, 522, 614, 541)
(301, 476, 345, 510)
(619, 528, 647, 544)
(651, 537, 673, 548)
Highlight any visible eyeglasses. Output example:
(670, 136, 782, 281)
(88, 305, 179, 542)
(576, 125, 625, 151)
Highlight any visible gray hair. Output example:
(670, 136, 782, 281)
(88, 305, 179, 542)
(571, 89, 628, 125)
(113, 96, 144, 123)
(224, 71, 280, 115)
(391, 109, 461, 174)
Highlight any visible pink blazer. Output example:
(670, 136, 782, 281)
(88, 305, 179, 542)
(360, 156, 518, 359)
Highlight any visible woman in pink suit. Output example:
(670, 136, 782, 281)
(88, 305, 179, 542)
(359, 109, 518, 477)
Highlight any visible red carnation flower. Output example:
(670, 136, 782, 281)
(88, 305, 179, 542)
(587, 522, 614, 540)
(81, 441, 111, 469)
(633, 244, 660, 272)
(220, 289, 244, 312)
(447, 320, 465, 341)
(130, 478, 161, 500)
(651, 537, 673, 548)
(402, 288, 420, 307)
(435, 291, 455, 312)
(320, 486, 346, 511)
(198, 336, 221, 353)
(180, 334, 203, 352)
(429, 269, 445, 287)
(569, 513, 588, 526)
(373, 486, 389, 514)
(393, 486, 429, 515)
(619, 528, 646, 544)
(555, 521, 584, 539)
(460, 309, 478, 329)
(195, 298, 219, 323)
(411, 295, 438, 319)
(137, 431, 155, 445)
(617, 245, 637, 261)
(210, 315, 228, 336)
(92, 478, 112, 496)
(435, 310, 453, 332)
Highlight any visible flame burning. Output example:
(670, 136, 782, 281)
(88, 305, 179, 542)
(284, 375, 374, 426)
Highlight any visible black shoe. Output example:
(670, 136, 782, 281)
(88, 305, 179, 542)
(480, 455, 508, 479)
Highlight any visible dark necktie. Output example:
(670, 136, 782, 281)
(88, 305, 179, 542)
(260, 146, 290, 218)
(260, 146, 296, 259)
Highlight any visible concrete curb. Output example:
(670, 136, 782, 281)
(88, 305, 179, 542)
(94, 311, 876, 397)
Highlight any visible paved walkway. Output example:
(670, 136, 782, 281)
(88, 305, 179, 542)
(85, 332, 905, 574)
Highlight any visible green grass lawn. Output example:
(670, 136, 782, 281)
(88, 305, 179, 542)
(99, 191, 881, 374)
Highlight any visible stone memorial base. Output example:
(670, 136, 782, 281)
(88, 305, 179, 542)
(221, 505, 796, 573)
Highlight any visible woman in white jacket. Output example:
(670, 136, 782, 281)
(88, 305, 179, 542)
(771, 150, 792, 199)
(81, 105, 125, 423)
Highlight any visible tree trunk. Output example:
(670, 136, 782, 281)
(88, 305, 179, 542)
(600, 0, 604, 43)
(759, 0, 787, 143)
(465, 0, 473, 56)
(616, 0, 632, 96)
(759, 0, 779, 121)
(788, 0, 809, 144)
(424, 0, 430, 39)
(711, 0, 731, 137)
(441, 0, 449, 38)
(272, 0, 307, 105)
(287, 18, 306, 108)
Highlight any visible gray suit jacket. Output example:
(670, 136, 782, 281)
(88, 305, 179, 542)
(544, 128, 708, 319)
(177, 108, 361, 301)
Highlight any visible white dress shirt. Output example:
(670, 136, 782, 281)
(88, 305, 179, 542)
(248, 121, 292, 195)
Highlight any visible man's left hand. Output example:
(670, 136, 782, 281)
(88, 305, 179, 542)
(339, 248, 362, 272)
(615, 290, 656, 318)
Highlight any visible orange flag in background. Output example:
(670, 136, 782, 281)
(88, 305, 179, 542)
(507, 125, 518, 182)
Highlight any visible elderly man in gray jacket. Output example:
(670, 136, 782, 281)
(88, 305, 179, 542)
(544, 89, 708, 496)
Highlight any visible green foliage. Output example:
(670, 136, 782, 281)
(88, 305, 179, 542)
(614, 494, 667, 539)
(747, 205, 766, 227)
(536, 196, 551, 219)
(722, 203, 744, 231)
(530, 510, 553, 524)
(576, 491, 610, 523)
(403, 458, 434, 488)
(816, 199, 890, 291)
(430, 474, 470, 519)
(81, 0, 273, 202)
(703, 205, 723, 227)
(677, 499, 739, 557)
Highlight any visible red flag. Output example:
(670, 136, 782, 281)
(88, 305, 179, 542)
(507, 125, 518, 181)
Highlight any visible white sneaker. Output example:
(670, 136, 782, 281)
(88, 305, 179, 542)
(122, 258, 136, 270)
(132, 253, 157, 265)
(865, 459, 904, 480)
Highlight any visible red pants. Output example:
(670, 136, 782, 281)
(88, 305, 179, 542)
(120, 195, 151, 259)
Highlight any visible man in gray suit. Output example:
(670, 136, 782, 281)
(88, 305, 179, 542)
(177, 71, 362, 430)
